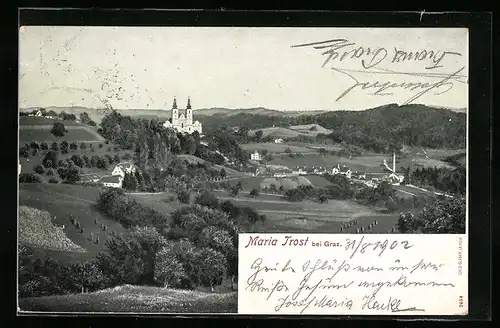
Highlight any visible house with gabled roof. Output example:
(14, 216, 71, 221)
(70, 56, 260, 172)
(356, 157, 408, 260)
(111, 162, 136, 178)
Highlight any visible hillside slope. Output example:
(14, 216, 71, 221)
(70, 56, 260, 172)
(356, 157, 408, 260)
(18, 183, 127, 263)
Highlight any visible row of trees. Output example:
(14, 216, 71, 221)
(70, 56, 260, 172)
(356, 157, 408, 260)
(20, 140, 115, 158)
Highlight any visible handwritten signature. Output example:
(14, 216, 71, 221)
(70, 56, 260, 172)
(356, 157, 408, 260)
(243, 249, 456, 314)
(291, 38, 467, 104)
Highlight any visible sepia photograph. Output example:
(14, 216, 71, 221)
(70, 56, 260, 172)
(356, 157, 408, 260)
(17, 24, 467, 314)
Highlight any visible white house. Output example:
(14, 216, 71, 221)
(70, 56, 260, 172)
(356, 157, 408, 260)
(250, 151, 261, 161)
(388, 172, 405, 185)
(292, 168, 307, 176)
(111, 162, 136, 178)
(35, 110, 43, 117)
(274, 138, 283, 144)
(99, 175, 123, 188)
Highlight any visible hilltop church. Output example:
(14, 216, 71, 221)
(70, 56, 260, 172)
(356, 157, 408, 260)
(163, 97, 202, 134)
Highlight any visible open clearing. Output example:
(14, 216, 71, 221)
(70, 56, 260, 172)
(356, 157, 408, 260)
(240, 143, 313, 154)
(248, 124, 332, 138)
(18, 285, 237, 313)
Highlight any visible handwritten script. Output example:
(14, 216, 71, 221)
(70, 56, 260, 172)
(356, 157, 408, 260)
(238, 234, 468, 315)
(290, 37, 467, 105)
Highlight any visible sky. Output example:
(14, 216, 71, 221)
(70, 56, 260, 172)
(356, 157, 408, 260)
(19, 26, 468, 111)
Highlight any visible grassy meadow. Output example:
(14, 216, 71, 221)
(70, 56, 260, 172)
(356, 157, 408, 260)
(19, 285, 237, 313)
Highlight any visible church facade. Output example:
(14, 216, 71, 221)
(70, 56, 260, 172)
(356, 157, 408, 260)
(163, 97, 202, 134)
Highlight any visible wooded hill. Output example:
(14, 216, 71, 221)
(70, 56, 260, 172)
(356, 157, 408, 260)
(201, 104, 466, 150)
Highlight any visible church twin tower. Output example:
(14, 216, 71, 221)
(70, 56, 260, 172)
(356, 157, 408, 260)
(163, 97, 202, 134)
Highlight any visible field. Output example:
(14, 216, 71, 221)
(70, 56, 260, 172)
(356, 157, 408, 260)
(248, 123, 332, 138)
(20, 126, 105, 143)
(240, 142, 313, 154)
(18, 285, 237, 313)
(269, 153, 456, 172)
(20, 116, 85, 126)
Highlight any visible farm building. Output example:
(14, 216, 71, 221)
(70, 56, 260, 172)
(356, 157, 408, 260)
(274, 138, 283, 144)
(99, 175, 123, 188)
(80, 173, 101, 183)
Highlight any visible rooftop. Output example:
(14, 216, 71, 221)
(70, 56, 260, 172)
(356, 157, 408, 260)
(99, 175, 122, 184)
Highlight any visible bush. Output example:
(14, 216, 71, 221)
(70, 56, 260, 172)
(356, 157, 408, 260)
(42, 150, 58, 168)
(176, 189, 190, 204)
(194, 191, 219, 209)
(30, 141, 40, 150)
(40, 142, 49, 150)
(249, 188, 260, 197)
(19, 173, 44, 183)
(34, 164, 45, 174)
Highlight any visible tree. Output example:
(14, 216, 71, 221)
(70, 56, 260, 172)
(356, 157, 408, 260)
(254, 130, 263, 141)
(198, 226, 234, 258)
(40, 142, 49, 150)
(34, 164, 45, 174)
(154, 246, 186, 288)
(193, 247, 228, 291)
(249, 188, 260, 197)
(129, 226, 168, 284)
(194, 190, 219, 209)
(19, 145, 30, 158)
(397, 198, 465, 234)
(122, 172, 138, 191)
(176, 187, 191, 204)
(96, 157, 109, 169)
(51, 122, 67, 137)
(60, 141, 69, 154)
(50, 142, 59, 151)
(19, 173, 43, 183)
(97, 235, 145, 286)
(113, 154, 121, 163)
(57, 165, 81, 184)
(80, 142, 87, 150)
(220, 168, 227, 179)
(70, 142, 78, 151)
(30, 141, 40, 150)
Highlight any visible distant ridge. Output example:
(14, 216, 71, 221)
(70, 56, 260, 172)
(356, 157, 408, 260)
(19, 104, 466, 125)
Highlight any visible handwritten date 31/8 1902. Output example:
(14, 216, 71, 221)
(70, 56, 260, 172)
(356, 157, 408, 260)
(291, 38, 467, 105)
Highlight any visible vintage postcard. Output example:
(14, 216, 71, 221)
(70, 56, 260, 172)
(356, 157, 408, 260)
(18, 25, 467, 315)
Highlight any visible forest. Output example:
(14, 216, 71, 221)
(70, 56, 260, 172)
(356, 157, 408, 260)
(200, 104, 466, 151)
